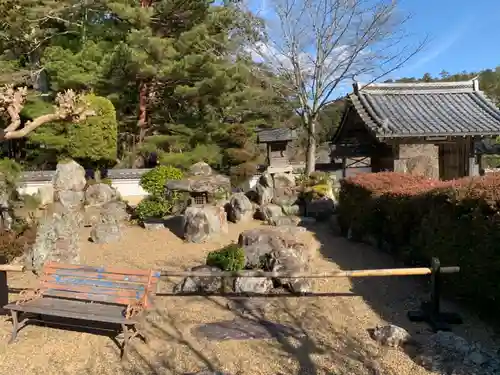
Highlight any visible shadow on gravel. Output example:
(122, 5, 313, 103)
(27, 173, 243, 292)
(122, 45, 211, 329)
(46, 296, 392, 375)
(305, 221, 496, 375)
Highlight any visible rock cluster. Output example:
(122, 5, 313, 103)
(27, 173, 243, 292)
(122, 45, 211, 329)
(174, 226, 316, 294)
(28, 160, 128, 270)
(370, 325, 500, 375)
(164, 162, 337, 243)
(417, 331, 500, 375)
(251, 171, 337, 226)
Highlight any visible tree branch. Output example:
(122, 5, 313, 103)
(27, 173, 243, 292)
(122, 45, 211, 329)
(0, 86, 95, 140)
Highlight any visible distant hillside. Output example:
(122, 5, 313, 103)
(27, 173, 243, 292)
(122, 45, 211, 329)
(384, 68, 500, 106)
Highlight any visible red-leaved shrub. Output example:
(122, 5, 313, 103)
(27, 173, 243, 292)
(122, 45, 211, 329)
(338, 171, 500, 317)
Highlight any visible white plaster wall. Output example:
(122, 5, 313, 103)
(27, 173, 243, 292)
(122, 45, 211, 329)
(17, 178, 148, 198)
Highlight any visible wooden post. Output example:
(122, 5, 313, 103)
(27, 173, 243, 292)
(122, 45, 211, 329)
(407, 257, 463, 332)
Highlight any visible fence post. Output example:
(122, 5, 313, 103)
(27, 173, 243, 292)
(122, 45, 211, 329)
(407, 257, 463, 332)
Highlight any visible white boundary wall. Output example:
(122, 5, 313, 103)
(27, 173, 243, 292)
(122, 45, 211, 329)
(18, 178, 148, 198)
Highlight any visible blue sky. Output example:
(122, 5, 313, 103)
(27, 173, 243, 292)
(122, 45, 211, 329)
(388, 0, 500, 79)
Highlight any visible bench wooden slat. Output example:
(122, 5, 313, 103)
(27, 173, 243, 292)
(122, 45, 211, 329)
(41, 275, 147, 291)
(40, 282, 146, 299)
(3, 298, 135, 324)
(42, 289, 141, 306)
(43, 269, 151, 283)
(44, 262, 156, 277)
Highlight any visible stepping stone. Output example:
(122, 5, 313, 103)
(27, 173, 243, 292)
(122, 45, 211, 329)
(192, 319, 302, 341)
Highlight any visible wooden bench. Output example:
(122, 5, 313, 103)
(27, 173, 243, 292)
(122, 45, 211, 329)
(3, 262, 160, 359)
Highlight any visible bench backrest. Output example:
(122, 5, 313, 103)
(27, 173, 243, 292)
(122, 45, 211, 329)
(40, 262, 161, 308)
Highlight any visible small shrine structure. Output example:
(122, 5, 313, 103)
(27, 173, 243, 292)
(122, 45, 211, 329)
(257, 128, 297, 174)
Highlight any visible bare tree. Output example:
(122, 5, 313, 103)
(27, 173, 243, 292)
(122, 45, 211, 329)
(253, 0, 427, 174)
(0, 85, 95, 140)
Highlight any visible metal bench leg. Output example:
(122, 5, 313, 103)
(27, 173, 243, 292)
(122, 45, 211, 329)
(8, 311, 19, 344)
(131, 325, 147, 344)
(120, 324, 130, 361)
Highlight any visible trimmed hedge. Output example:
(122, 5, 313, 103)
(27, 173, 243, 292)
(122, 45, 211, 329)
(338, 172, 500, 316)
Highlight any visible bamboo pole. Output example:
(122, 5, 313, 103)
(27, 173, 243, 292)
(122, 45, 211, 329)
(0, 265, 24, 272)
(160, 266, 460, 279)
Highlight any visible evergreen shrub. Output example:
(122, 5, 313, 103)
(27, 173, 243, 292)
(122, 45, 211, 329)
(206, 243, 246, 271)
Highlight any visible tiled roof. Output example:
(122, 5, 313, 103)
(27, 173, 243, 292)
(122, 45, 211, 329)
(349, 79, 500, 138)
(21, 169, 151, 182)
(257, 128, 297, 143)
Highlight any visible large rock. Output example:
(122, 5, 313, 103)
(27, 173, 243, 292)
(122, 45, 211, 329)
(270, 244, 312, 293)
(52, 160, 86, 192)
(173, 265, 224, 293)
(103, 200, 129, 222)
(238, 227, 315, 293)
(90, 221, 121, 244)
(272, 173, 298, 206)
(183, 205, 228, 243)
(268, 216, 300, 227)
(226, 193, 253, 223)
(85, 183, 117, 206)
(52, 160, 86, 211)
(30, 210, 81, 270)
(90, 201, 128, 244)
(234, 276, 273, 294)
(257, 203, 283, 222)
(0, 176, 13, 230)
(255, 173, 273, 205)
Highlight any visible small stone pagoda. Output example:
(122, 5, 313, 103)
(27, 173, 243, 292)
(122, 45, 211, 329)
(165, 162, 231, 206)
(257, 128, 297, 174)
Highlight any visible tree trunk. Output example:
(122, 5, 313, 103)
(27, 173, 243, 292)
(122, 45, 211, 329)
(137, 0, 153, 144)
(305, 117, 317, 175)
(137, 81, 148, 144)
(29, 52, 49, 93)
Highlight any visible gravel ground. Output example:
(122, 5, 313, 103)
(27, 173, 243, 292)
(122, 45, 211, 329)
(0, 220, 497, 375)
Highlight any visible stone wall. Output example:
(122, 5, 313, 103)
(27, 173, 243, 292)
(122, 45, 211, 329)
(394, 144, 439, 179)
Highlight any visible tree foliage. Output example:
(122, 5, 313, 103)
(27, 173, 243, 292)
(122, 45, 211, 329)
(24, 94, 117, 167)
(1, 0, 498, 177)
(0, 0, 295, 175)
